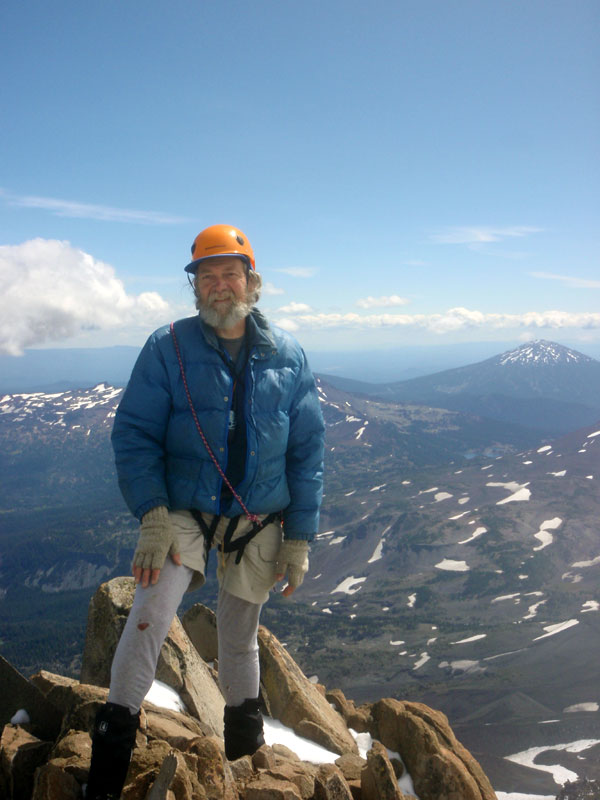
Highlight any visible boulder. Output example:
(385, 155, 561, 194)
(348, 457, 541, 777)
(0, 724, 53, 800)
(48, 729, 92, 782)
(181, 602, 219, 663)
(80, 577, 225, 736)
(360, 741, 406, 800)
(0, 655, 62, 742)
(370, 698, 497, 800)
(30, 671, 108, 736)
(264, 761, 317, 799)
(258, 627, 357, 756)
(313, 763, 354, 799)
(80, 576, 136, 687)
(243, 772, 303, 799)
(181, 735, 238, 800)
(31, 761, 81, 800)
(326, 688, 372, 734)
(334, 752, 366, 782)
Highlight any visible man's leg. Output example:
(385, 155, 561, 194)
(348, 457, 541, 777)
(217, 587, 265, 760)
(86, 559, 193, 799)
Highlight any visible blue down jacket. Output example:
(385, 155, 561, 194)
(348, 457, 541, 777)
(111, 309, 325, 540)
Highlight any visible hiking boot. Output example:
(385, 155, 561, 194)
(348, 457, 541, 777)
(85, 702, 140, 800)
(223, 697, 265, 760)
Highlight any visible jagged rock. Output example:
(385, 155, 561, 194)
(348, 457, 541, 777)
(49, 729, 92, 782)
(0, 655, 62, 742)
(181, 602, 219, 662)
(265, 761, 317, 799)
(370, 698, 496, 800)
(80, 577, 225, 735)
(142, 705, 207, 747)
(243, 772, 303, 799)
(80, 576, 135, 686)
(258, 626, 357, 756)
(30, 673, 108, 737)
(361, 741, 405, 800)
(313, 763, 354, 799)
(273, 743, 301, 762)
(253, 743, 277, 770)
(326, 689, 372, 734)
(181, 734, 238, 799)
(228, 754, 254, 782)
(31, 761, 81, 799)
(334, 752, 366, 782)
(0, 611, 501, 800)
(0, 724, 53, 800)
(326, 689, 350, 717)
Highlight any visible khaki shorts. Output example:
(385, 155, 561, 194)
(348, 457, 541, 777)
(169, 509, 283, 605)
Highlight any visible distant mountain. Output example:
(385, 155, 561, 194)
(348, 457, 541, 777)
(320, 340, 600, 436)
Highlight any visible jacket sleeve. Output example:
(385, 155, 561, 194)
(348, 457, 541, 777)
(111, 332, 173, 519)
(282, 350, 325, 540)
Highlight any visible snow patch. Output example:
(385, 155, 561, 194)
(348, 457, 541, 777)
(435, 559, 469, 572)
(332, 576, 367, 595)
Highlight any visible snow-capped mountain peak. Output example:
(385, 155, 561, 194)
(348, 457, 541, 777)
(498, 340, 594, 367)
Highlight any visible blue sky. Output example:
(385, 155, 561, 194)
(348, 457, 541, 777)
(1, 0, 598, 355)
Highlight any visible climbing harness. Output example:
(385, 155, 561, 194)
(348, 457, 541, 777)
(190, 509, 281, 565)
(171, 321, 282, 564)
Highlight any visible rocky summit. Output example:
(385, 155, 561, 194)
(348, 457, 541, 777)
(0, 577, 497, 800)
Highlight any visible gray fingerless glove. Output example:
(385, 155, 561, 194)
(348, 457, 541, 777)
(274, 539, 310, 589)
(133, 506, 179, 571)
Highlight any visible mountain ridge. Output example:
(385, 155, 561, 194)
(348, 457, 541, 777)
(319, 340, 600, 435)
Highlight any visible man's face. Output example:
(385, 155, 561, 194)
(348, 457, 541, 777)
(194, 256, 253, 330)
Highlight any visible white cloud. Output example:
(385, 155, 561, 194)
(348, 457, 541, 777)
(269, 307, 600, 334)
(274, 317, 300, 332)
(262, 281, 285, 296)
(0, 239, 171, 355)
(431, 226, 542, 245)
(356, 295, 409, 309)
(278, 302, 312, 314)
(3, 189, 188, 225)
(530, 271, 600, 289)
(274, 267, 317, 278)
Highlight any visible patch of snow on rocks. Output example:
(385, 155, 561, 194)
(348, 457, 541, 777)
(435, 559, 469, 572)
(533, 619, 579, 641)
(332, 576, 367, 595)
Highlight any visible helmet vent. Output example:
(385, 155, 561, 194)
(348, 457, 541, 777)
(235, 234, 245, 245)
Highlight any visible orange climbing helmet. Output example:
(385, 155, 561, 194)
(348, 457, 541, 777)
(184, 224, 255, 273)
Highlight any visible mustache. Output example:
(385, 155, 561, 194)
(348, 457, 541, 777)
(208, 291, 235, 304)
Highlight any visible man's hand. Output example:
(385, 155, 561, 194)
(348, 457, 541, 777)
(133, 506, 181, 588)
(274, 539, 309, 597)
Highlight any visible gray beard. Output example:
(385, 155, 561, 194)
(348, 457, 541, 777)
(196, 294, 254, 330)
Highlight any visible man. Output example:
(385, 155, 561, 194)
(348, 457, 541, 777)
(86, 224, 325, 800)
